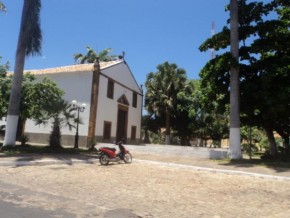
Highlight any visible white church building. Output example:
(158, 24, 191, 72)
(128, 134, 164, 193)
(24, 59, 143, 146)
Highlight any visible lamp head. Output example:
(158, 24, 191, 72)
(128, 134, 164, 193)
(72, 100, 77, 106)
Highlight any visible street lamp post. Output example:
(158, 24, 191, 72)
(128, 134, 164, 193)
(72, 100, 86, 149)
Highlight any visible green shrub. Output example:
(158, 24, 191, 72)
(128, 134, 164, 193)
(19, 134, 29, 146)
(242, 143, 258, 158)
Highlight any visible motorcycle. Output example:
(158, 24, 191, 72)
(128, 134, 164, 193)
(98, 141, 132, 165)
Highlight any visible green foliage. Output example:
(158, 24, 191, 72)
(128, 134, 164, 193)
(0, 56, 9, 76)
(3, 0, 43, 146)
(148, 131, 165, 145)
(19, 134, 29, 146)
(19, 0, 42, 56)
(49, 117, 61, 148)
(240, 125, 263, 145)
(144, 69, 229, 146)
(186, 79, 229, 146)
(35, 99, 76, 148)
(141, 115, 163, 144)
(0, 57, 10, 117)
(0, 72, 65, 121)
(242, 143, 259, 158)
(35, 99, 76, 129)
(73, 47, 117, 64)
(0, 69, 68, 147)
(145, 62, 187, 116)
(145, 62, 188, 144)
(87, 137, 97, 150)
(23, 76, 65, 121)
(198, 0, 290, 155)
(0, 2, 6, 13)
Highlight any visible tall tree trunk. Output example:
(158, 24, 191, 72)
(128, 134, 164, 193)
(16, 117, 26, 140)
(265, 127, 277, 157)
(275, 128, 289, 155)
(87, 58, 100, 149)
(49, 117, 62, 149)
(283, 136, 289, 155)
(3, 41, 26, 146)
(143, 129, 150, 143)
(165, 110, 170, 145)
(228, 0, 242, 159)
(4, 0, 41, 146)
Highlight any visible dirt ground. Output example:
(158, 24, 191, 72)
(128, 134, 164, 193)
(0, 158, 289, 218)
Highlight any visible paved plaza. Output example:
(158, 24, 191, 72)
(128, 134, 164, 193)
(0, 150, 289, 218)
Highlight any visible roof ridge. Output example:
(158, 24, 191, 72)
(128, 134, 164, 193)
(20, 60, 123, 75)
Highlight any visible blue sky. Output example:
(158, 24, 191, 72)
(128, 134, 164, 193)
(1, 0, 234, 86)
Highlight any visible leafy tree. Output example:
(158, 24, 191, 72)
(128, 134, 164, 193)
(22, 76, 64, 121)
(0, 57, 9, 117)
(145, 62, 187, 144)
(0, 72, 65, 140)
(199, 0, 290, 157)
(184, 80, 228, 147)
(171, 80, 197, 145)
(0, 57, 9, 76)
(145, 77, 228, 147)
(4, 0, 42, 146)
(141, 114, 161, 143)
(73, 47, 117, 64)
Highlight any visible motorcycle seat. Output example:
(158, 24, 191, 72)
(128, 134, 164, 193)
(102, 147, 116, 152)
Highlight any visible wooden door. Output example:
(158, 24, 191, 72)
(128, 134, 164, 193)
(116, 105, 128, 143)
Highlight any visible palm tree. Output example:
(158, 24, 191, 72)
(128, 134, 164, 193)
(145, 62, 187, 145)
(0, 2, 6, 13)
(0, 3, 5, 13)
(3, 0, 42, 147)
(35, 100, 76, 149)
(87, 58, 100, 149)
(228, 0, 242, 159)
(73, 47, 116, 64)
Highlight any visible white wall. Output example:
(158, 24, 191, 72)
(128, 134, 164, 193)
(25, 61, 142, 141)
(102, 62, 141, 92)
(25, 71, 92, 136)
(96, 62, 142, 139)
(0, 117, 6, 127)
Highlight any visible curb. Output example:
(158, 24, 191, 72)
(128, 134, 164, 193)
(1, 158, 290, 181)
(134, 159, 290, 181)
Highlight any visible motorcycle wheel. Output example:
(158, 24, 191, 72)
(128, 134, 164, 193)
(124, 153, 132, 164)
(99, 154, 110, 165)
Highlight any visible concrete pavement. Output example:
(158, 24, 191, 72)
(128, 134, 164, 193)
(1, 143, 290, 181)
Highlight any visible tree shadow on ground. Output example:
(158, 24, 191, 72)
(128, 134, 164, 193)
(0, 144, 100, 167)
(217, 158, 290, 173)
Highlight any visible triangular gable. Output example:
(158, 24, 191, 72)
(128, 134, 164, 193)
(117, 94, 130, 106)
(101, 61, 142, 95)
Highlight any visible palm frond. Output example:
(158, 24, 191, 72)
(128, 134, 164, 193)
(73, 46, 117, 63)
(73, 53, 84, 64)
(22, 0, 42, 56)
(0, 2, 6, 13)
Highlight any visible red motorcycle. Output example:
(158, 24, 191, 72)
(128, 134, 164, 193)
(98, 141, 132, 165)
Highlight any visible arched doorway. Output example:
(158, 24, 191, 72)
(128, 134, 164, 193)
(116, 94, 129, 143)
